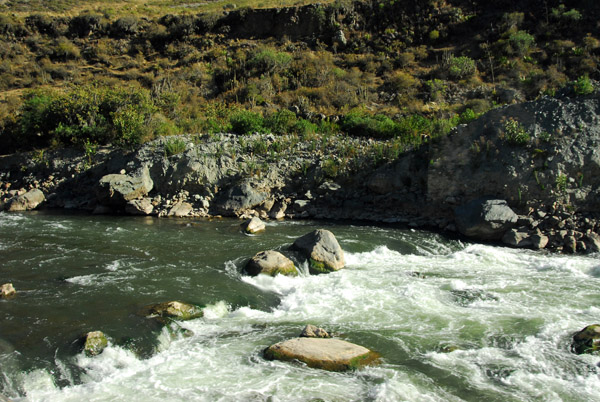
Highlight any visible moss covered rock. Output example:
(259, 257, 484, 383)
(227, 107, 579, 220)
(291, 229, 345, 274)
(264, 337, 379, 371)
(142, 301, 203, 321)
(571, 324, 600, 354)
(244, 250, 297, 276)
(84, 331, 108, 356)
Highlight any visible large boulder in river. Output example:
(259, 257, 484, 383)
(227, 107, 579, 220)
(241, 217, 266, 234)
(83, 331, 108, 356)
(571, 324, 600, 354)
(264, 338, 379, 371)
(7, 189, 45, 211)
(142, 301, 203, 321)
(454, 198, 518, 240)
(244, 250, 297, 276)
(97, 167, 153, 207)
(292, 229, 345, 274)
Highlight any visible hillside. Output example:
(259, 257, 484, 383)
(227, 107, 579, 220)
(0, 0, 598, 154)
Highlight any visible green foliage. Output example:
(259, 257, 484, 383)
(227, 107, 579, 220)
(164, 137, 186, 156)
(448, 56, 476, 80)
(508, 31, 535, 56)
(573, 75, 594, 95)
(264, 109, 297, 134)
(229, 110, 265, 135)
(555, 174, 568, 193)
(503, 117, 530, 145)
(248, 47, 292, 75)
(341, 110, 397, 139)
(16, 85, 157, 148)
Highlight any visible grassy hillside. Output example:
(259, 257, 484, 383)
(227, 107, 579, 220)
(0, 0, 598, 154)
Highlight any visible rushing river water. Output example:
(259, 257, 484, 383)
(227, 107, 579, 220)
(0, 211, 599, 401)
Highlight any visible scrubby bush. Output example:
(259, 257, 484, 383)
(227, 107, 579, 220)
(573, 75, 594, 95)
(16, 85, 157, 148)
(448, 56, 477, 80)
(508, 30, 535, 56)
(264, 109, 297, 134)
(341, 110, 397, 139)
(229, 110, 265, 134)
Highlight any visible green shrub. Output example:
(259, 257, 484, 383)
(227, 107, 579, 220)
(16, 85, 156, 148)
(503, 117, 530, 145)
(229, 110, 264, 134)
(293, 119, 318, 138)
(448, 56, 476, 79)
(508, 30, 535, 56)
(573, 75, 594, 95)
(341, 110, 397, 139)
(164, 137, 187, 156)
(264, 109, 297, 134)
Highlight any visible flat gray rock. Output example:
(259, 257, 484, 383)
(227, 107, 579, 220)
(455, 198, 518, 240)
(264, 337, 378, 371)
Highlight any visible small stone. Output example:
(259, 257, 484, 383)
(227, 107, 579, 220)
(300, 324, 330, 338)
(142, 301, 203, 321)
(0, 283, 16, 299)
(530, 234, 549, 249)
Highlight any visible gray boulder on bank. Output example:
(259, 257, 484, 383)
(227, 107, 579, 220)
(125, 198, 154, 215)
(264, 337, 378, 371)
(244, 250, 297, 276)
(7, 189, 44, 211)
(217, 182, 267, 215)
(97, 167, 153, 207)
(455, 198, 518, 240)
(241, 217, 265, 234)
(167, 201, 192, 217)
(292, 229, 345, 274)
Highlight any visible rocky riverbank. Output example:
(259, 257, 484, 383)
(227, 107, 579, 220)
(1, 93, 600, 253)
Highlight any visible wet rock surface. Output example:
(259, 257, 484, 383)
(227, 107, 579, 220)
(244, 250, 297, 276)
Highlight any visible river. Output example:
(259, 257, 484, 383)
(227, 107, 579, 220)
(0, 211, 599, 401)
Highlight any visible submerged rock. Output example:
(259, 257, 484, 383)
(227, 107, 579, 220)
(7, 189, 45, 211)
(142, 301, 203, 321)
(244, 250, 297, 276)
(300, 324, 330, 338)
(241, 217, 266, 234)
(291, 229, 345, 274)
(0, 283, 16, 299)
(84, 331, 108, 356)
(264, 337, 378, 371)
(571, 324, 600, 354)
(455, 198, 518, 240)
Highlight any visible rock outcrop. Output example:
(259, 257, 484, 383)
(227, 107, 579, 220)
(264, 337, 378, 371)
(6, 189, 44, 211)
(292, 229, 345, 273)
(455, 198, 518, 240)
(0, 283, 16, 299)
(83, 331, 108, 356)
(244, 250, 297, 276)
(571, 324, 600, 354)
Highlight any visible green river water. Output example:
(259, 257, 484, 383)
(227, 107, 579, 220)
(0, 211, 599, 401)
